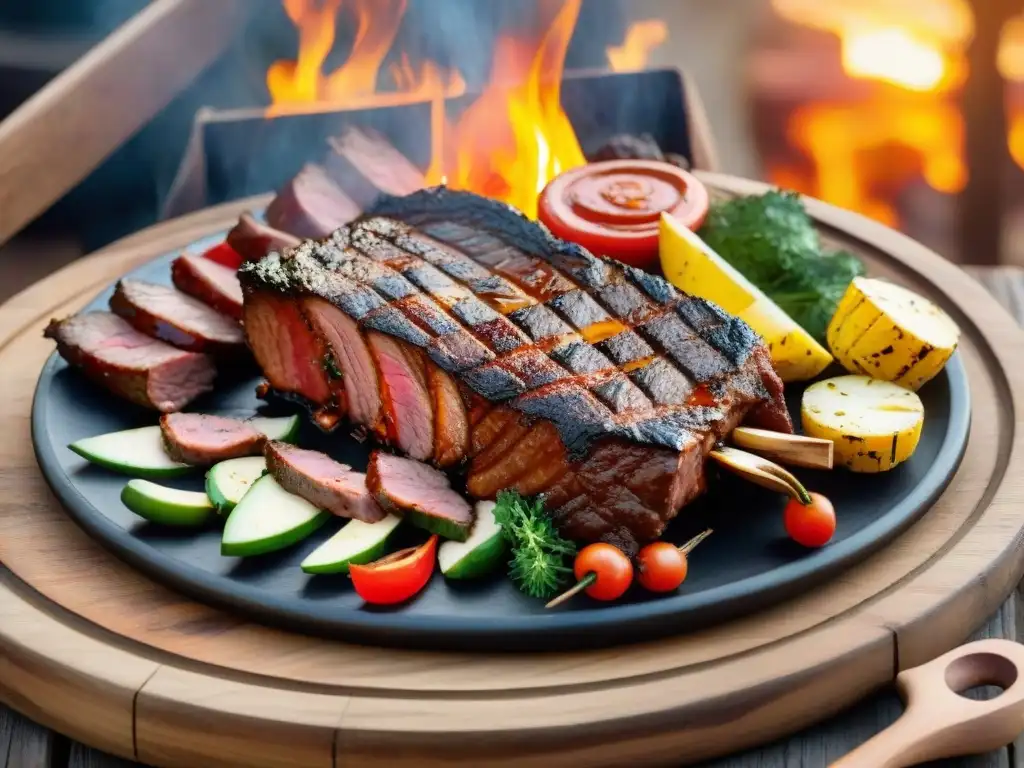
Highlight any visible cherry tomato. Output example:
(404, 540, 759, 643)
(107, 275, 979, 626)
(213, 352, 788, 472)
(537, 159, 710, 271)
(574, 542, 633, 601)
(784, 493, 836, 548)
(349, 535, 438, 605)
(202, 241, 243, 269)
(636, 542, 688, 592)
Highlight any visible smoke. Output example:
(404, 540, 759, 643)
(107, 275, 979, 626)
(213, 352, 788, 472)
(22, 0, 629, 249)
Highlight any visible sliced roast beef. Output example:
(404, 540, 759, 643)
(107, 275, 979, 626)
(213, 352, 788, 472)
(171, 254, 244, 320)
(265, 164, 359, 239)
(240, 187, 793, 553)
(226, 213, 301, 263)
(241, 290, 339, 427)
(160, 412, 264, 464)
(264, 441, 384, 522)
(301, 297, 382, 434)
(325, 127, 426, 210)
(366, 451, 474, 541)
(110, 279, 244, 356)
(43, 311, 216, 412)
(367, 331, 434, 461)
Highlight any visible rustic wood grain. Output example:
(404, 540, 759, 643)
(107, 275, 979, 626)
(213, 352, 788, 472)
(0, 182, 1022, 767)
(0, 0, 245, 248)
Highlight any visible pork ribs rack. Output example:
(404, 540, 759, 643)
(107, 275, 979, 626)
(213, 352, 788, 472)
(239, 188, 792, 553)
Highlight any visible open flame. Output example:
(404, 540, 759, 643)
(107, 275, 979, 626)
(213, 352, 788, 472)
(766, 0, 988, 226)
(449, 0, 587, 218)
(266, 0, 592, 219)
(266, 0, 464, 113)
(606, 19, 668, 72)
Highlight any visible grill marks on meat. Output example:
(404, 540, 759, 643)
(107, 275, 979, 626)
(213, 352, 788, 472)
(264, 441, 384, 522)
(44, 312, 216, 412)
(110, 279, 244, 356)
(171, 254, 244, 320)
(160, 413, 264, 465)
(265, 163, 360, 239)
(240, 188, 792, 551)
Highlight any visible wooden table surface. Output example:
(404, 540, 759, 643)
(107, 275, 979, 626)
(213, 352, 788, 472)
(0, 264, 1020, 768)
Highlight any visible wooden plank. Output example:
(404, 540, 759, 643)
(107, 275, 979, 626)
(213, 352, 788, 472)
(0, 0, 245, 247)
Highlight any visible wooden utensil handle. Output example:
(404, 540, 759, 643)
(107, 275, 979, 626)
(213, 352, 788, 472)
(731, 427, 834, 470)
(832, 639, 1024, 767)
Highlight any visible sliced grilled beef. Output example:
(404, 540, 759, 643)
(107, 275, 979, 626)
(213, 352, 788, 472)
(110, 279, 244, 356)
(366, 451, 474, 541)
(43, 311, 216, 412)
(171, 254, 243, 320)
(160, 412, 264, 465)
(265, 163, 359, 239)
(240, 187, 793, 553)
(226, 213, 301, 263)
(325, 127, 426, 210)
(264, 441, 384, 522)
(242, 290, 340, 429)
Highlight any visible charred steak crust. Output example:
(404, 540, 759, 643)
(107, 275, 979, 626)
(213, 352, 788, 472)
(239, 187, 792, 551)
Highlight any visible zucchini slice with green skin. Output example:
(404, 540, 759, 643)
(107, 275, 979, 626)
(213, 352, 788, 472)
(205, 456, 267, 513)
(221, 475, 329, 557)
(247, 414, 301, 443)
(438, 502, 507, 580)
(121, 479, 215, 526)
(69, 426, 189, 478)
(300, 514, 403, 574)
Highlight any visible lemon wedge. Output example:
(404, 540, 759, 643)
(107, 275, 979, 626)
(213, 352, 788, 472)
(827, 277, 960, 391)
(658, 213, 833, 382)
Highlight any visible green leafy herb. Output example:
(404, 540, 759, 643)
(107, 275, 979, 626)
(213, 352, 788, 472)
(697, 190, 866, 342)
(322, 354, 343, 380)
(493, 490, 576, 599)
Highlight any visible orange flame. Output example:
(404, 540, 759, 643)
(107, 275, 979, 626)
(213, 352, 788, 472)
(606, 19, 668, 72)
(448, 0, 587, 218)
(767, 0, 976, 226)
(266, 0, 463, 113)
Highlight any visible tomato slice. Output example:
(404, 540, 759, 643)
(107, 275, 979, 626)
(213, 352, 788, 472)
(537, 159, 709, 271)
(202, 241, 243, 269)
(349, 535, 438, 605)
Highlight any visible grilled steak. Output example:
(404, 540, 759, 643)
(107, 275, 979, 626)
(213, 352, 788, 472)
(44, 311, 216, 412)
(240, 187, 792, 553)
(226, 213, 301, 263)
(110, 278, 245, 356)
(366, 451, 474, 541)
(265, 163, 359, 239)
(171, 254, 244, 320)
(326, 127, 426, 210)
(160, 412, 265, 464)
(264, 441, 384, 522)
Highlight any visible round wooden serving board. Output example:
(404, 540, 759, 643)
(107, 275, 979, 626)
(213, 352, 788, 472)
(2, 173, 1023, 767)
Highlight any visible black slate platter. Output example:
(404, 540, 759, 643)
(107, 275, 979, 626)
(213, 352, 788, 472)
(31, 234, 972, 652)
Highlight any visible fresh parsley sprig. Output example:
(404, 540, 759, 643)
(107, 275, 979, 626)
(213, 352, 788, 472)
(698, 190, 865, 342)
(493, 490, 576, 600)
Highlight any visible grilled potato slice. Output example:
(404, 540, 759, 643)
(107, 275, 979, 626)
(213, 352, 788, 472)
(801, 375, 924, 473)
(826, 277, 960, 391)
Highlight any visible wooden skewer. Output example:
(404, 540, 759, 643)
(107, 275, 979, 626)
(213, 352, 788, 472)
(731, 427, 833, 470)
(709, 447, 812, 504)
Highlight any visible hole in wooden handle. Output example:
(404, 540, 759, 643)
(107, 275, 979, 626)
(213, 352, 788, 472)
(944, 652, 1019, 696)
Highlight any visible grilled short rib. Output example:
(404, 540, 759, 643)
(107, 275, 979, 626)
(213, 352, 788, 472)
(44, 312, 216, 412)
(239, 188, 792, 553)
